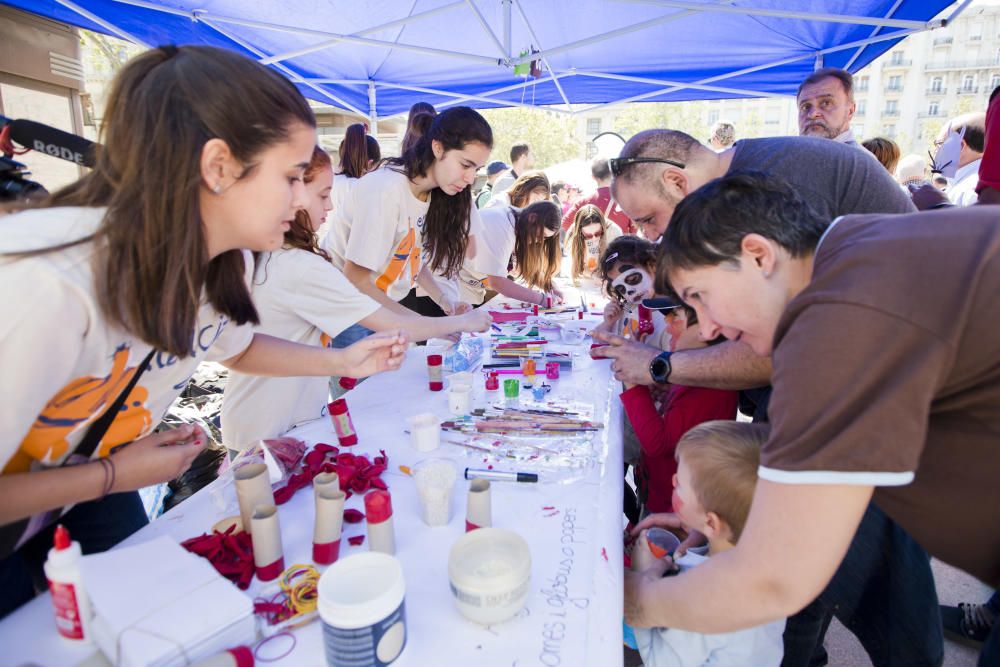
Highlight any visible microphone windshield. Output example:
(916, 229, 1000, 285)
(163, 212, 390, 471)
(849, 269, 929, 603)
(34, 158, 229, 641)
(8, 119, 96, 168)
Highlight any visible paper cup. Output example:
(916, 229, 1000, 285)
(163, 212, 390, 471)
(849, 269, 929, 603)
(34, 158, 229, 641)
(646, 528, 681, 559)
(447, 385, 471, 415)
(407, 413, 441, 452)
(314, 488, 346, 565)
(250, 504, 284, 582)
(413, 458, 458, 526)
(234, 463, 274, 535)
(465, 479, 491, 532)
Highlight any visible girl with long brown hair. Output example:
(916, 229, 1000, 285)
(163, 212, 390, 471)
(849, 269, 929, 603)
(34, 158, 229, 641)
(483, 170, 551, 210)
(0, 46, 406, 617)
(328, 107, 493, 316)
(322, 123, 381, 255)
(222, 147, 489, 447)
(566, 203, 622, 284)
(456, 201, 564, 306)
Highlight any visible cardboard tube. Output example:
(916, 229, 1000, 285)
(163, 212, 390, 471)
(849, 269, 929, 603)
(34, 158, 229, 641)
(465, 478, 492, 531)
(234, 463, 274, 535)
(251, 504, 284, 581)
(313, 489, 346, 565)
(313, 471, 340, 494)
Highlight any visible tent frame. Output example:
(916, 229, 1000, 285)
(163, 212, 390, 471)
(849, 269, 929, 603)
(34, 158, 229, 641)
(54, 0, 972, 123)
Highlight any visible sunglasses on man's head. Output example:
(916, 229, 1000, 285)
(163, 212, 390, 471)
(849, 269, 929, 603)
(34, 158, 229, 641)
(608, 156, 686, 177)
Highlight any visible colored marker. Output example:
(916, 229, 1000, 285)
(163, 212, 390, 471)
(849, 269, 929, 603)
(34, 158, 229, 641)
(464, 468, 539, 483)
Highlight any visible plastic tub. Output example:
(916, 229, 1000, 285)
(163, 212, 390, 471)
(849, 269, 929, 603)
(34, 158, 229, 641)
(448, 528, 531, 625)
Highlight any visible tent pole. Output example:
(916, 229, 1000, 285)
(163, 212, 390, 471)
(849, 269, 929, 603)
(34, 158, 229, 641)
(337, 80, 574, 114)
(614, 0, 935, 30)
(55, 0, 151, 47)
(567, 69, 785, 98)
(944, 0, 973, 25)
(512, 0, 572, 109)
(502, 0, 512, 58)
(844, 0, 904, 71)
(368, 83, 378, 139)
(814, 54, 824, 70)
(465, 0, 507, 58)
(259, 1, 468, 65)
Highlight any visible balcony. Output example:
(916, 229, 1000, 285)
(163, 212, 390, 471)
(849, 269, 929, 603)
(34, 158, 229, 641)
(884, 85, 904, 93)
(918, 110, 945, 118)
(882, 59, 912, 69)
(882, 109, 901, 117)
(957, 86, 980, 95)
(925, 58, 1000, 71)
(925, 86, 947, 95)
(933, 36, 954, 46)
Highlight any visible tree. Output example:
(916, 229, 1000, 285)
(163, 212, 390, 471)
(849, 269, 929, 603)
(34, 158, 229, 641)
(480, 106, 582, 168)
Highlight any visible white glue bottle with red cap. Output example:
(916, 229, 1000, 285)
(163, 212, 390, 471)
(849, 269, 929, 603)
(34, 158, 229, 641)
(44, 525, 94, 643)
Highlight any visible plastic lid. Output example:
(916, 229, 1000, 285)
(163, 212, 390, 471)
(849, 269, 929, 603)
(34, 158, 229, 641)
(427, 354, 443, 365)
(227, 646, 255, 667)
(448, 528, 531, 594)
(329, 398, 348, 414)
(317, 552, 405, 629)
(53, 524, 71, 551)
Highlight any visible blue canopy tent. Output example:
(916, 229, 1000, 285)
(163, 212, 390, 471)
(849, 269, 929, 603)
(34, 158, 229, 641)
(2, 0, 968, 126)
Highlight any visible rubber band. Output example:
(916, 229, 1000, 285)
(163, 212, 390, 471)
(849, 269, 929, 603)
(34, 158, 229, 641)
(254, 631, 296, 662)
(254, 564, 320, 626)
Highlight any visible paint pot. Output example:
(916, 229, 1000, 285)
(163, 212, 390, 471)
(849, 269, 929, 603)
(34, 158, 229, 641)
(645, 528, 681, 559)
(447, 385, 471, 415)
(413, 458, 457, 527)
(329, 399, 358, 446)
(465, 479, 491, 532)
(448, 528, 531, 625)
(560, 324, 586, 344)
(406, 413, 440, 452)
(502, 378, 519, 400)
(521, 358, 536, 378)
(531, 381, 547, 402)
(545, 361, 560, 380)
(250, 504, 284, 582)
(364, 490, 396, 555)
(318, 552, 407, 667)
(314, 488, 346, 565)
(234, 463, 275, 535)
(484, 372, 499, 392)
(426, 354, 444, 392)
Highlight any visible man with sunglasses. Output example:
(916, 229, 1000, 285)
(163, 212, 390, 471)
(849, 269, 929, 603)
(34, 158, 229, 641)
(598, 129, 937, 667)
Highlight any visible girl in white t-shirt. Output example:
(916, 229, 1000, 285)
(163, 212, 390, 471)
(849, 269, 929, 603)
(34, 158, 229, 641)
(0, 46, 406, 615)
(319, 123, 381, 250)
(457, 201, 565, 307)
(222, 147, 490, 447)
(483, 170, 551, 210)
(334, 107, 493, 316)
(566, 203, 624, 285)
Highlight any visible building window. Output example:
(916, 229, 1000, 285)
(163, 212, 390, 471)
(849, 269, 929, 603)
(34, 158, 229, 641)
(992, 74, 1000, 92)
(883, 124, 896, 138)
(707, 109, 720, 125)
(857, 76, 869, 92)
(929, 101, 939, 116)
(963, 75, 975, 92)
(885, 100, 898, 115)
(586, 117, 601, 136)
(887, 75, 902, 91)
(931, 76, 943, 92)
(857, 100, 866, 115)
(890, 50, 904, 64)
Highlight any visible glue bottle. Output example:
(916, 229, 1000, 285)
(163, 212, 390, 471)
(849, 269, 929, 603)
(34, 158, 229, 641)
(44, 525, 94, 643)
(364, 490, 396, 555)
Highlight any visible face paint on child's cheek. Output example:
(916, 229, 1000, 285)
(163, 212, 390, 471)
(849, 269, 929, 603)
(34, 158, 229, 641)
(610, 268, 653, 304)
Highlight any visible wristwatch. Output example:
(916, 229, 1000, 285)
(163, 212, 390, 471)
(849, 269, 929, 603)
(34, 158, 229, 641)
(649, 351, 673, 384)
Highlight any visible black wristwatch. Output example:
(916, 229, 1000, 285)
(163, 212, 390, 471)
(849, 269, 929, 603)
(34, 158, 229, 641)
(649, 351, 673, 384)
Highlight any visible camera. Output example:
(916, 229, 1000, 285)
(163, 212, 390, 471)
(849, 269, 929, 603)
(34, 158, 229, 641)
(0, 156, 47, 203)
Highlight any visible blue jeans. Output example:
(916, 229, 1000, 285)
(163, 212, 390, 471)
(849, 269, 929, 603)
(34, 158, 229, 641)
(781, 502, 943, 667)
(0, 491, 148, 619)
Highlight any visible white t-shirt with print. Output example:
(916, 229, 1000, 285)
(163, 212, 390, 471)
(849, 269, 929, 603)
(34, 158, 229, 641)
(222, 247, 380, 449)
(457, 205, 517, 304)
(633, 552, 786, 666)
(318, 173, 359, 267)
(332, 167, 430, 301)
(0, 206, 254, 542)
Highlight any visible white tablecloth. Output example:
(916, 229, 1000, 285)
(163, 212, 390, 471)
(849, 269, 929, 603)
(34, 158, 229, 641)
(0, 289, 625, 667)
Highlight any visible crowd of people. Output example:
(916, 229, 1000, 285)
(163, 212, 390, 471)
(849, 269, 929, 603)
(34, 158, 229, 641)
(0, 44, 998, 667)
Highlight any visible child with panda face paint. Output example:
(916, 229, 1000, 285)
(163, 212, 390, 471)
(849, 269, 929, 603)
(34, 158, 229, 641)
(596, 237, 739, 516)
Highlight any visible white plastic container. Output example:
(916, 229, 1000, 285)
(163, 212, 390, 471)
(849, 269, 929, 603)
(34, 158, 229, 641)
(318, 552, 407, 667)
(413, 458, 458, 526)
(407, 413, 440, 452)
(448, 528, 531, 625)
(447, 385, 472, 415)
(44, 525, 94, 643)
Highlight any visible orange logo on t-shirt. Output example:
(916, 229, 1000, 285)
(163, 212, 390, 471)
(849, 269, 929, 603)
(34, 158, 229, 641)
(375, 223, 420, 293)
(5, 345, 153, 474)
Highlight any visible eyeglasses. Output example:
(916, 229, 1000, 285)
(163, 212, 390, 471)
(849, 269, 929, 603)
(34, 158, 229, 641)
(608, 156, 686, 177)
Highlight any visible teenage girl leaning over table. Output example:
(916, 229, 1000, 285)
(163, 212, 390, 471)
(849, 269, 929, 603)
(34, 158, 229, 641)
(323, 107, 493, 320)
(222, 146, 490, 448)
(0, 46, 406, 619)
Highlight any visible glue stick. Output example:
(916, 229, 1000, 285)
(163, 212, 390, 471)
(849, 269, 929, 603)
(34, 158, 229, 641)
(364, 490, 396, 555)
(427, 354, 444, 391)
(44, 525, 94, 643)
(328, 399, 358, 446)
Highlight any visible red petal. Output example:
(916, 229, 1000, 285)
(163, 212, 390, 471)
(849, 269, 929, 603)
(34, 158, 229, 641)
(343, 509, 365, 524)
(369, 477, 388, 490)
(348, 535, 365, 546)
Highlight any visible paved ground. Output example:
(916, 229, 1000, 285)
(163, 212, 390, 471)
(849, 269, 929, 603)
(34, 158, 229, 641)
(624, 558, 991, 666)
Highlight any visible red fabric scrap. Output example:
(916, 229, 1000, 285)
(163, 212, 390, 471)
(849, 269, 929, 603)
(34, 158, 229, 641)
(347, 535, 365, 546)
(343, 509, 365, 524)
(270, 443, 388, 505)
(181, 525, 256, 590)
